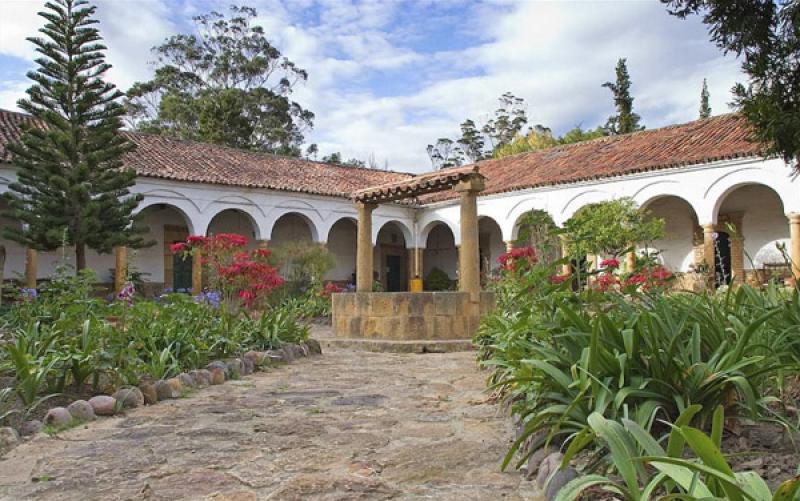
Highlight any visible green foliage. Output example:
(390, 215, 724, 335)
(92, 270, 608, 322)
(424, 267, 453, 291)
(555, 407, 800, 500)
(664, 1, 800, 166)
(3, 0, 146, 270)
(126, 5, 314, 156)
(602, 58, 645, 135)
(700, 78, 712, 119)
(320, 152, 365, 167)
(563, 198, 665, 258)
(271, 241, 335, 294)
(559, 125, 609, 144)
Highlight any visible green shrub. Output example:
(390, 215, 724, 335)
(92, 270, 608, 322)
(424, 267, 453, 291)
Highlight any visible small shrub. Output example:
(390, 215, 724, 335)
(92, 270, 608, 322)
(424, 267, 453, 291)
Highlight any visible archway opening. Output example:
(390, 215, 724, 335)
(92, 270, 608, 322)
(423, 223, 457, 291)
(207, 209, 259, 247)
(134, 204, 194, 294)
(641, 196, 700, 273)
(479, 217, 504, 283)
(375, 221, 408, 292)
(271, 213, 314, 244)
(717, 184, 789, 285)
(0, 199, 25, 288)
(326, 218, 357, 286)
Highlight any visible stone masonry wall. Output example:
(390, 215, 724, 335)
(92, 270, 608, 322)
(332, 292, 495, 340)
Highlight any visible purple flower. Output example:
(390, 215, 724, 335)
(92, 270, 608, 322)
(117, 282, 135, 304)
(20, 288, 37, 300)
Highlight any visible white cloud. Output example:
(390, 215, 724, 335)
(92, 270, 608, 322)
(0, 0, 745, 173)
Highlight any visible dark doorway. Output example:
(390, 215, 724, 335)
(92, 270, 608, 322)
(386, 255, 404, 292)
(714, 231, 732, 287)
(173, 254, 192, 292)
(570, 256, 589, 291)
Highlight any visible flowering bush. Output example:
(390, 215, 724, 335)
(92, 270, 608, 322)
(171, 233, 284, 311)
(498, 246, 538, 272)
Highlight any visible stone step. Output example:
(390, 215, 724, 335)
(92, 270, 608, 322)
(319, 337, 474, 354)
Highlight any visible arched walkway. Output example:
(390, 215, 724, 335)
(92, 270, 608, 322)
(207, 209, 260, 247)
(641, 196, 700, 272)
(133, 203, 195, 293)
(375, 221, 408, 291)
(326, 218, 357, 285)
(270, 212, 315, 245)
(423, 222, 458, 290)
(478, 217, 504, 279)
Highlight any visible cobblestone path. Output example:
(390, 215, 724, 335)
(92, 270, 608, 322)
(0, 346, 539, 500)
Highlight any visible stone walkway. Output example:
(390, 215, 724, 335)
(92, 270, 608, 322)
(0, 346, 540, 500)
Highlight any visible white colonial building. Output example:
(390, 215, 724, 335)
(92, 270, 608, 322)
(0, 109, 798, 293)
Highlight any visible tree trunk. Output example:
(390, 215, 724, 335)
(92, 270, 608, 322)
(76, 243, 86, 271)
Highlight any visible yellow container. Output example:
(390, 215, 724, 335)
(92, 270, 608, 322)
(409, 278, 423, 292)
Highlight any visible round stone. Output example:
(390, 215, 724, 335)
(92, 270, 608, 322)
(139, 383, 158, 405)
(67, 400, 96, 422)
(88, 395, 117, 416)
(240, 357, 254, 375)
(209, 367, 225, 385)
(207, 360, 228, 376)
(544, 467, 579, 500)
(112, 387, 144, 409)
(243, 350, 265, 367)
(44, 407, 72, 427)
(20, 420, 42, 437)
(536, 452, 564, 489)
(305, 339, 322, 355)
(155, 380, 179, 400)
(178, 373, 195, 388)
(189, 369, 212, 388)
(0, 427, 19, 455)
(166, 377, 183, 394)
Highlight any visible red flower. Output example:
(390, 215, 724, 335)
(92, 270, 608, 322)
(549, 273, 571, 284)
(593, 273, 619, 292)
(498, 246, 537, 271)
(254, 248, 271, 258)
(169, 242, 186, 254)
(600, 258, 620, 269)
(187, 235, 208, 246)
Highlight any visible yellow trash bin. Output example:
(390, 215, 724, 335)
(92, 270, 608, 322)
(409, 278, 423, 292)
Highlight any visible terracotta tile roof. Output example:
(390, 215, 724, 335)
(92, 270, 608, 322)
(423, 113, 765, 203)
(353, 165, 481, 203)
(0, 108, 412, 198)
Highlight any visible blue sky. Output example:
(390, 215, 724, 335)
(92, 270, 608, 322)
(0, 0, 743, 172)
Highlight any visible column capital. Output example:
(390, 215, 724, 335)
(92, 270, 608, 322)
(354, 201, 379, 211)
(453, 175, 485, 194)
(788, 212, 800, 224)
(701, 223, 717, 233)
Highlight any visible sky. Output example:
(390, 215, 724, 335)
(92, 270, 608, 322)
(0, 0, 744, 173)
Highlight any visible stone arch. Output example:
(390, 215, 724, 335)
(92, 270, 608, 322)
(642, 195, 701, 272)
(133, 202, 198, 291)
(325, 217, 358, 284)
(375, 220, 410, 292)
(422, 221, 458, 284)
(558, 189, 613, 226)
(702, 167, 799, 223)
(206, 208, 262, 243)
(479, 216, 505, 276)
(418, 218, 460, 248)
(372, 219, 413, 247)
(135, 198, 198, 235)
(504, 196, 549, 241)
(269, 211, 321, 244)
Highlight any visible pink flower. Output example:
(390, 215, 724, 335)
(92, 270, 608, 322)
(169, 242, 187, 254)
(549, 273, 571, 284)
(600, 258, 620, 269)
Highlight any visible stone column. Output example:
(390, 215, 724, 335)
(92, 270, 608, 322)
(25, 248, 37, 289)
(559, 235, 570, 275)
(626, 250, 636, 273)
(191, 250, 203, 295)
(256, 239, 269, 250)
(455, 176, 485, 302)
(356, 202, 377, 292)
(114, 246, 127, 293)
(505, 241, 514, 253)
(789, 213, 800, 279)
(702, 224, 716, 271)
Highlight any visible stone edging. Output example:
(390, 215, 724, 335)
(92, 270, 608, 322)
(0, 339, 322, 457)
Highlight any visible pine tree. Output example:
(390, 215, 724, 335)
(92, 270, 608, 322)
(3, 0, 146, 271)
(602, 58, 644, 135)
(699, 78, 711, 119)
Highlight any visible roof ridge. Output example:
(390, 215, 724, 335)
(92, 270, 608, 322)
(473, 112, 743, 166)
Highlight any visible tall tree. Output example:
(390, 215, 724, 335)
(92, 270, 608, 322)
(482, 92, 528, 149)
(602, 58, 645, 135)
(663, 1, 800, 167)
(699, 78, 712, 118)
(3, 0, 146, 271)
(426, 138, 464, 170)
(321, 152, 366, 168)
(457, 119, 485, 163)
(125, 6, 314, 156)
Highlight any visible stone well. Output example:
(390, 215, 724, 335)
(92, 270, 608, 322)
(332, 291, 495, 341)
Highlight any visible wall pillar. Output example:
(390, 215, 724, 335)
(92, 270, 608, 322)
(114, 246, 127, 293)
(626, 250, 636, 273)
(191, 250, 203, 295)
(702, 224, 716, 271)
(455, 176, 485, 302)
(356, 202, 377, 292)
(25, 248, 37, 289)
(789, 213, 800, 279)
(559, 235, 570, 275)
(505, 240, 514, 253)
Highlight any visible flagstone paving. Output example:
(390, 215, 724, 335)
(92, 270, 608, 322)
(0, 345, 540, 500)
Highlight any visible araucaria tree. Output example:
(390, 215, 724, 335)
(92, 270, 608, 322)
(4, 0, 145, 271)
(602, 58, 645, 134)
(699, 78, 711, 118)
(126, 6, 314, 156)
(663, 1, 800, 168)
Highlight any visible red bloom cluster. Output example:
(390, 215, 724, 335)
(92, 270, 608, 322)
(170, 233, 283, 309)
(321, 282, 344, 297)
(600, 257, 620, 269)
(593, 273, 620, 292)
(549, 273, 571, 284)
(498, 246, 538, 271)
(623, 265, 673, 291)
